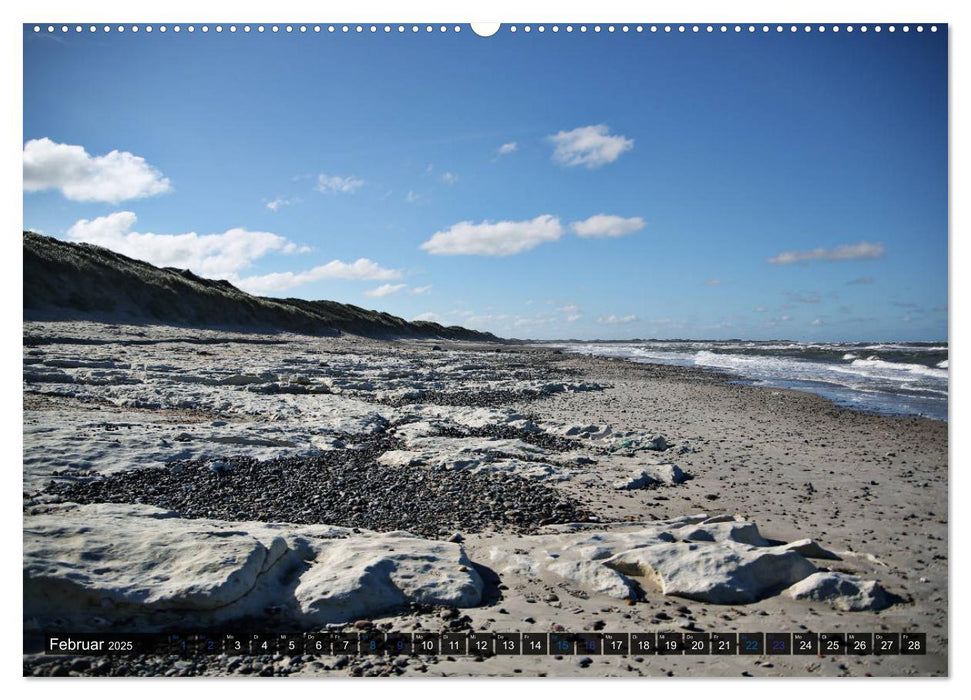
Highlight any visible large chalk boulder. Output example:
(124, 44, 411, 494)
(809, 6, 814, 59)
(784, 571, 890, 611)
(24, 503, 483, 632)
(604, 541, 817, 604)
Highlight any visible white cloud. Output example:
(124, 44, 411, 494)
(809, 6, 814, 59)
(548, 125, 633, 168)
(420, 215, 563, 256)
(66, 211, 398, 295)
(406, 191, 422, 203)
(597, 314, 639, 324)
(316, 173, 364, 194)
(23, 137, 171, 203)
(570, 214, 645, 239)
(413, 312, 440, 322)
(238, 259, 402, 293)
(441, 172, 459, 185)
(767, 242, 885, 265)
(557, 304, 580, 314)
(811, 319, 822, 326)
(705, 279, 722, 286)
(364, 283, 408, 298)
(265, 196, 298, 211)
(65, 212, 309, 280)
(409, 284, 433, 295)
(566, 314, 582, 323)
(497, 142, 517, 156)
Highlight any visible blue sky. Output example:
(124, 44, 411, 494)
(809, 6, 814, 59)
(23, 25, 947, 341)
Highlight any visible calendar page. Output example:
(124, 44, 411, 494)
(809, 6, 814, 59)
(20, 4, 949, 682)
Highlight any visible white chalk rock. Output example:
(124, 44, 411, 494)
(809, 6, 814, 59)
(547, 560, 636, 599)
(613, 463, 688, 489)
(779, 539, 841, 560)
(643, 463, 687, 484)
(784, 571, 889, 611)
(613, 469, 660, 490)
(24, 503, 283, 613)
(676, 519, 769, 546)
(604, 541, 817, 604)
(24, 503, 483, 631)
(295, 535, 483, 624)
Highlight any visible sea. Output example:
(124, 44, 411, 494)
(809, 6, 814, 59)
(559, 340, 948, 421)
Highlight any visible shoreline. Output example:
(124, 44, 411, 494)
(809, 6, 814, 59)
(23, 322, 948, 677)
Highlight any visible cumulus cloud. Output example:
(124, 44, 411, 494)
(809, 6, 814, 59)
(406, 191, 421, 203)
(65, 212, 309, 280)
(413, 312, 440, 322)
(238, 259, 402, 293)
(767, 242, 885, 265)
(66, 211, 398, 295)
(597, 314, 638, 324)
(548, 125, 633, 168)
(811, 319, 822, 326)
(409, 284, 433, 295)
(23, 137, 171, 203)
(497, 142, 517, 156)
(420, 215, 563, 256)
(364, 283, 408, 298)
(441, 172, 459, 185)
(316, 173, 364, 194)
(570, 214, 645, 239)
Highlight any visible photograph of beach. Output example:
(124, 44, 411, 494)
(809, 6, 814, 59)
(21, 14, 948, 679)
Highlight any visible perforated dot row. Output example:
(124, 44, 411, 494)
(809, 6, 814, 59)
(31, 24, 466, 34)
(509, 24, 937, 33)
(31, 24, 940, 35)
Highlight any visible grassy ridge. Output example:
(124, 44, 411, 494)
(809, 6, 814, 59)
(23, 232, 501, 341)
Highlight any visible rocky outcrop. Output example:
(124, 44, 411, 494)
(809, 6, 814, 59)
(604, 541, 817, 604)
(486, 514, 875, 607)
(23, 503, 483, 632)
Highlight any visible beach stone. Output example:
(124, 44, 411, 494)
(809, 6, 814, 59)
(612, 469, 660, 490)
(613, 463, 688, 489)
(643, 462, 688, 485)
(784, 572, 890, 611)
(604, 541, 817, 604)
(647, 434, 669, 451)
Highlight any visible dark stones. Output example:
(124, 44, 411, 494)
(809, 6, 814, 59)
(47, 434, 590, 538)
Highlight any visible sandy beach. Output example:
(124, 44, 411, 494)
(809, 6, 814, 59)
(22, 321, 947, 677)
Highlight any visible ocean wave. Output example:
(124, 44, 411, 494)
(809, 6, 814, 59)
(849, 357, 948, 379)
(558, 341, 947, 420)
